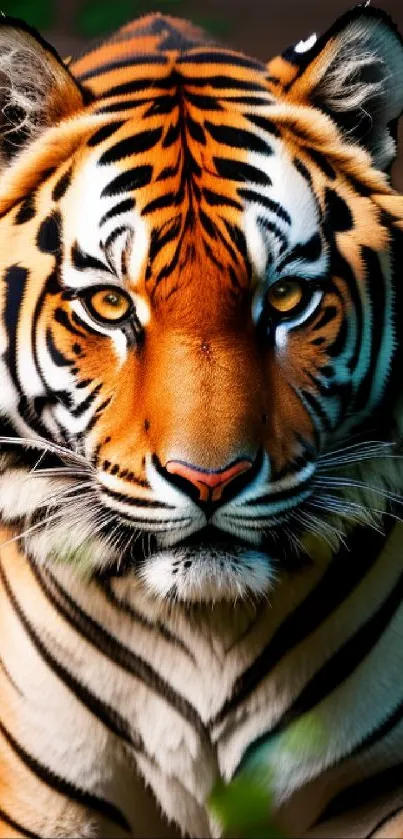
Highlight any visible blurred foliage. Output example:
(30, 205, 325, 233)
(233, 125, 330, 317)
(1, 0, 231, 39)
(76, 1, 231, 39)
(208, 773, 284, 839)
(1, 0, 54, 29)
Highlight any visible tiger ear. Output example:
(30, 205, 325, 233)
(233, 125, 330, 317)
(0, 17, 87, 164)
(280, 7, 403, 171)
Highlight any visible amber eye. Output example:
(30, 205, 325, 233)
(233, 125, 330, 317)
(85, 287, 133, 324)
(267, 279, 304, 314)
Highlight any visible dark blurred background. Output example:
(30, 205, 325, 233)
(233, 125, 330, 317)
(6, 0, 403, 188)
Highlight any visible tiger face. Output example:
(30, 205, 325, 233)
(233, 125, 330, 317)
(0, 9, 402, 600)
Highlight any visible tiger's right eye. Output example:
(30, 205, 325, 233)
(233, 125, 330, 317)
(84, 287, 134, 325)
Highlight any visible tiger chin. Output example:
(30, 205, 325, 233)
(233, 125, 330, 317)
(0, 4, 403, 839)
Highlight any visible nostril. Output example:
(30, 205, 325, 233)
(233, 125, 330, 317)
(164, 458, 253, 504)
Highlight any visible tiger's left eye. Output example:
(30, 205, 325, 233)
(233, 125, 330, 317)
(267, 279, 304, 314)
(86, 288, 133, 323)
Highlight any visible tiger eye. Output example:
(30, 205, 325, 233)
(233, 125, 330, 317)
(89, 289, 132, 322)
(267, 279, 304, 314)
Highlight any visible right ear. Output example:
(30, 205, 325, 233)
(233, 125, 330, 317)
(0, 17, 87, 165)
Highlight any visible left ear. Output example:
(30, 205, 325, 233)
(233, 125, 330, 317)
(280, 7, 403, 171)
(0, 16, 87, 166)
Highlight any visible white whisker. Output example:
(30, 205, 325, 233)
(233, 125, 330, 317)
(0, 435, 92, 469)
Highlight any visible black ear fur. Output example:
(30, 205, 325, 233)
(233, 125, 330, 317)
(288, 7, 403, 171)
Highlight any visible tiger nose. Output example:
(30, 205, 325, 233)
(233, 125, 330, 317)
(165, 458, 253, 504)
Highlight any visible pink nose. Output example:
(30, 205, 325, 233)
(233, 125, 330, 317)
(165, 459, 252, 503)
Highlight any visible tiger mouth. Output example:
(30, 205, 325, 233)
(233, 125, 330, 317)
(96, 521, 300, 581)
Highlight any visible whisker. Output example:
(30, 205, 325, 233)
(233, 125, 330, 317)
(308, 494, 402, 527)
(39, 482, 96, 508)
(0, 509, 67, 549)
(0, 435, 92, 469)
(313, 478, 403, 504)
(321, 440, 393, 458)
(28, 467, 90, 479)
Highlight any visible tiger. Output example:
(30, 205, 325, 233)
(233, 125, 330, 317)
(0, 3, 403, 837)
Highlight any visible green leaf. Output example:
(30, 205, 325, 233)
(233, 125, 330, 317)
(208, 774, 284, 839)
(281, 715, 329, 758)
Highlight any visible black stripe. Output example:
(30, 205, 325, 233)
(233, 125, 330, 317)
(3, 265, 28, 391)
(242, 480, 310, 508)
(367, 806, 403, 838)
(214, 524, 390, 727)
(156, 154, 181, 182)
(0, 807, 41, 839)
(0, 655, 23, 695)
(148, 217, 182, 263)
(87, 120, 125, 147)
(145, 95, 178, 117)
(257, 217, 288, 254)
(220, 95, 272, 106)
(313, 305, 338, 332)
(52, 167, 73, 202)
(186, 114, 206, 145)
(315, 762, 403, 826)
(15, 193, 36, 224)
(184, 91, 223, 111)
(205, 121, 270, 155)
(71, 243, 110, 274)
(214, 224, 239, 266)
(223, 220, 249, 264)
(237, 188, 291, 224)
(96, 98, 152, 114)
(162, 121, 181, 148)
(277, 232, 322, 272)
(101, 166, 153, 197)
(142, 192, 176, 215)
(349, 694, 403, 760)
(178, 51, 265, 70)
(184, 75, 267, 92)
(299, 387, 333, 432)
(214, 157, 272, 187)
(71, 383, 102, 418)
(53, 307, 86, 338)
(104, 225, 129, 253)
(36, 212, 62, 256)
(79, 54, 168, 82)
(102, 75, 175, 99)
(353, 248, 387, 414)
(31, 564, 208, 738)
(100, 198, 135, 226)
(97, 579, 196, 661)
(237, 536, 402, 773)
(0, 717, 130, 832)
(294, 157, 313, 185)
(99, 127, 163, 165)
(46, 328, 71, 367)
(306, 148, 336, 180)
(247, 114, 282, 137)
(100, 484, 175, 509)
(0, 562, 144, 754)
(203, 187, 242, 211)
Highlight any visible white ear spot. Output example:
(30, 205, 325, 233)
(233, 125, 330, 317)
(294, 33, 317, 54)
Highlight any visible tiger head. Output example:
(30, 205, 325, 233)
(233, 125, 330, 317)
(0, 8, 402, 601)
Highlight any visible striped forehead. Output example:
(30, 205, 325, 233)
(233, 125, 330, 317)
(62, 83, 325, 296)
